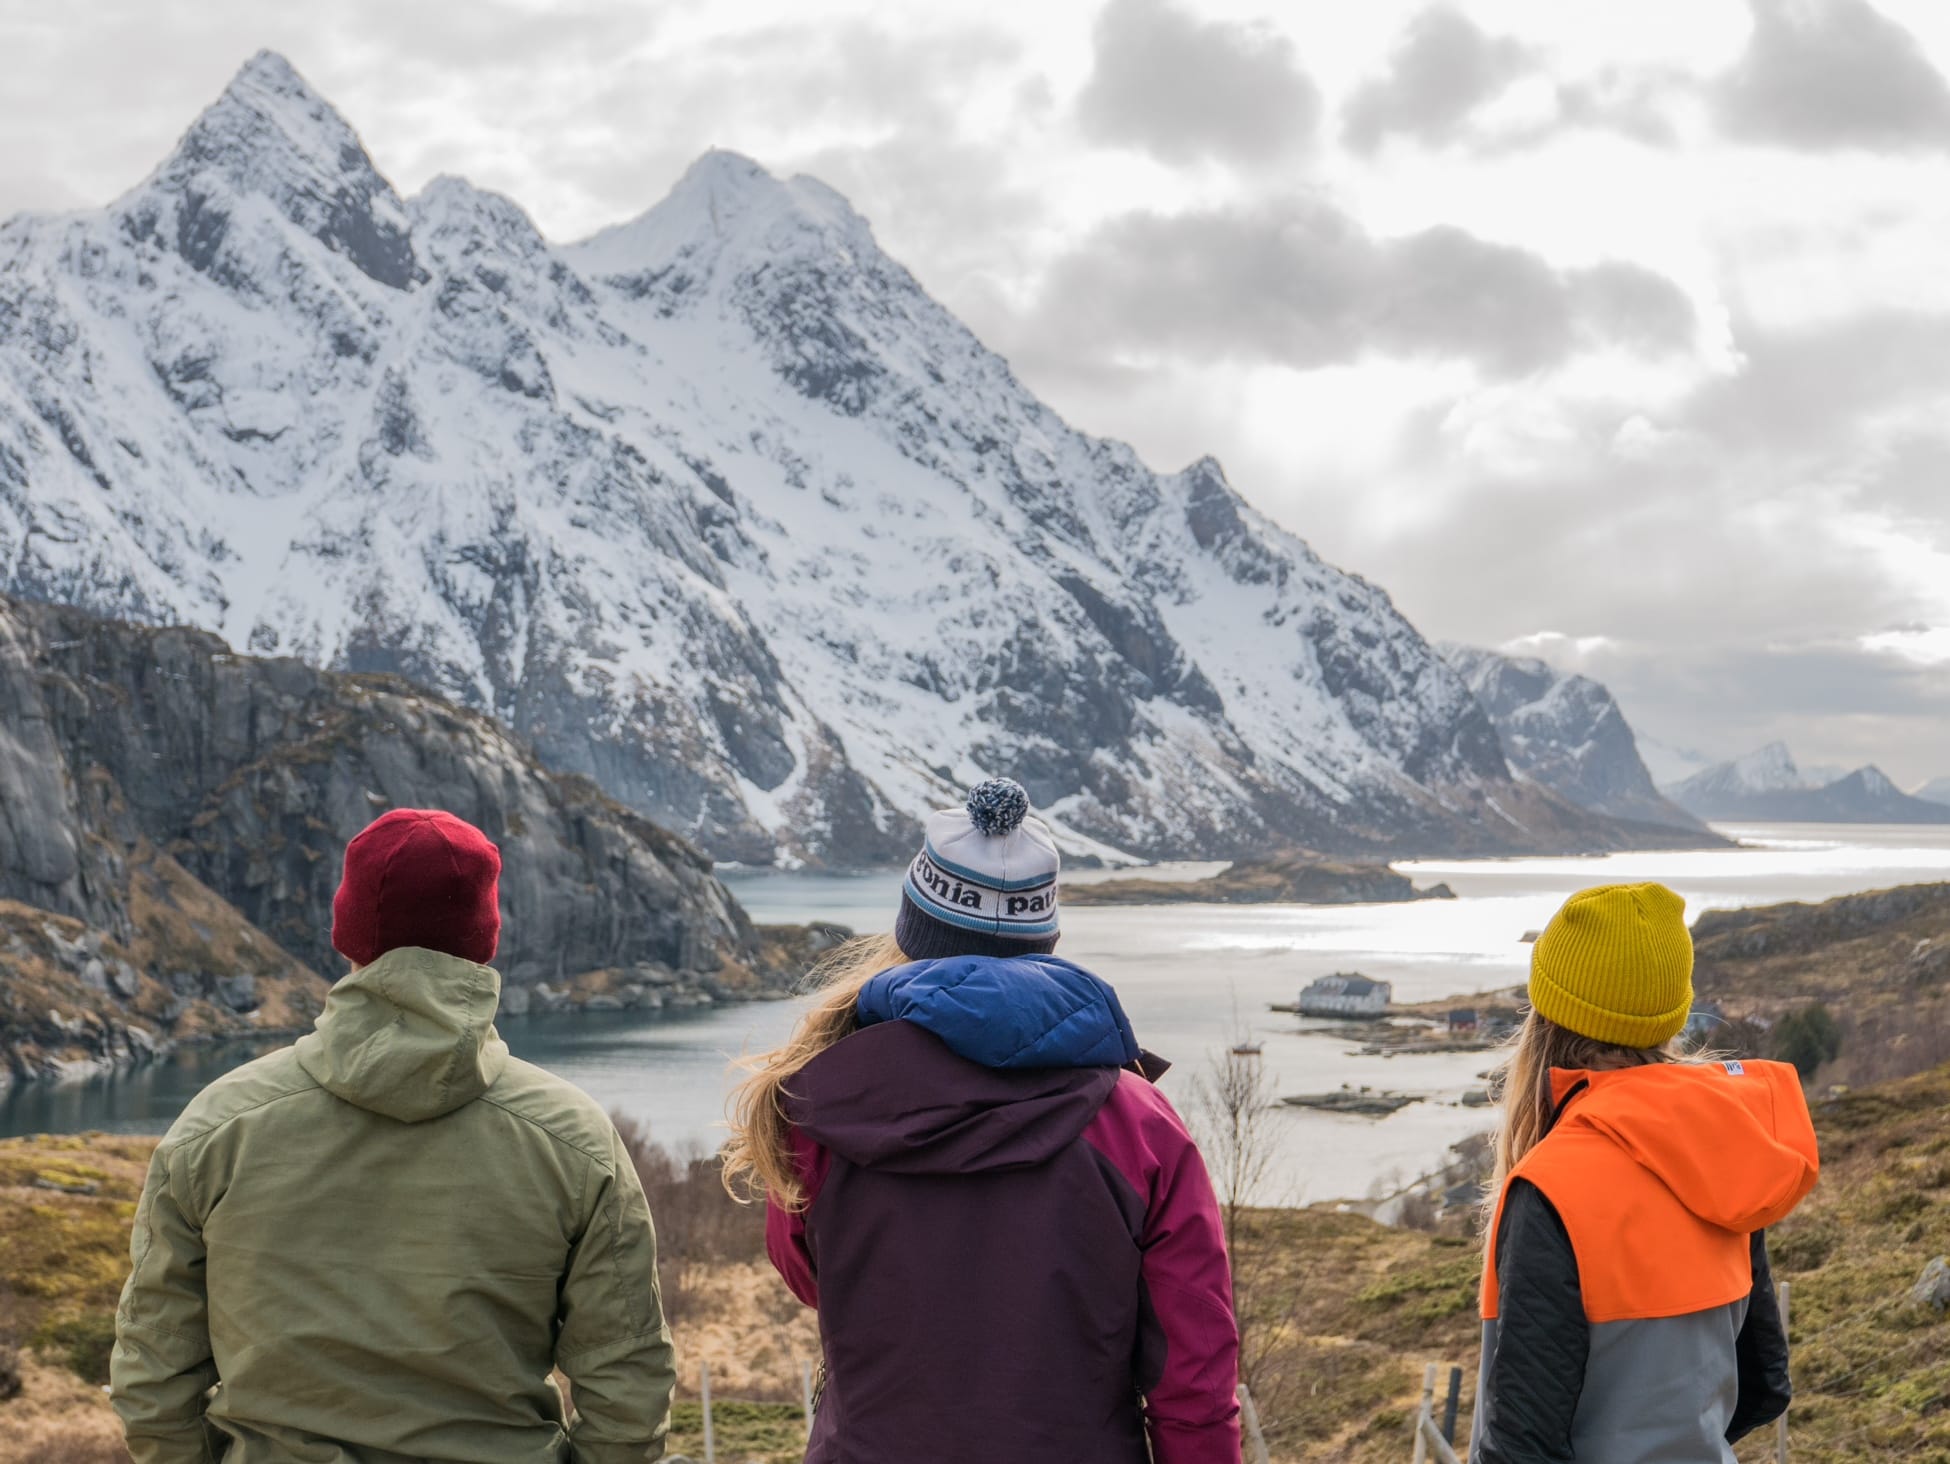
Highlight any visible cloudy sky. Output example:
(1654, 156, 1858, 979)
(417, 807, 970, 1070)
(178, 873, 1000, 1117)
(4, 0, 1950, 785)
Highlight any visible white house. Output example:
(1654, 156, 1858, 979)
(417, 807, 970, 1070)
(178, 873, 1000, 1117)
(1298, 973, 1391, 1018)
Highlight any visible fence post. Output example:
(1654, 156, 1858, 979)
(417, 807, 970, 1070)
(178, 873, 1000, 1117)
(1777, 1281, 1792, 1464)
(1237, 1383, 1271, 1464)
(700, 1360, 715, 1464)
(802, 1358, 815, 1441)
(1412, 1363, 1437, 1464)
(1418, 1415, 1464, 1464)
(1441, 1365, 1462, 1445)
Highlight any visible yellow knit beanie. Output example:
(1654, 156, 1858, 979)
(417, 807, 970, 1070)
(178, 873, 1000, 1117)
(1528, 882, 1694, 1048)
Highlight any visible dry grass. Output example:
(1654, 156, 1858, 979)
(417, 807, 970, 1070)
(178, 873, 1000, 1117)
(1228, 1207, 1481, 1463)
(0, 1358, 129, 1464)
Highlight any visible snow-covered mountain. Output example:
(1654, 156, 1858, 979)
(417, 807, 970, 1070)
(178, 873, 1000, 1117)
(1669, 742, 1808, 806)
(1, 53, 1652, 866)
(1440, 646, 1704, 832)
(1666, 745, 1950, 824)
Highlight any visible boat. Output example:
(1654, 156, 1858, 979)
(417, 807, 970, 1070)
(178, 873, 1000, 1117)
(1229, 1042, 1263, 1057)
(1279, 1086, 1419, 1117)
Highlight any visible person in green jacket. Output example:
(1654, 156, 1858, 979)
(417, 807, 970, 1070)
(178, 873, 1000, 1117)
(110, 808, 676, 1464)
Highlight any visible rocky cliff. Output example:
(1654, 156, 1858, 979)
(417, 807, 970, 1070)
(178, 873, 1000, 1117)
(0, 592, 774, 1088)
(1441, 645, 1706, 834)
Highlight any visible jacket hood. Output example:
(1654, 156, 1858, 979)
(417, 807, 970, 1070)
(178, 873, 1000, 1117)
(790, 1021, 1120, 1175)
(1550, 1060, 1819, 1232)
(295, 946, 508, 1123)
(856, 954, 1140, 1069)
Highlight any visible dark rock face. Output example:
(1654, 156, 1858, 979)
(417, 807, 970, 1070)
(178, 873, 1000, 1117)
(1443, 645, 1704, 832)
(0, 594, 764, 991)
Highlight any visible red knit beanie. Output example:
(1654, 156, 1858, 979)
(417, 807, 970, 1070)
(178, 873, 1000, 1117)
(331, 809, 502, 967)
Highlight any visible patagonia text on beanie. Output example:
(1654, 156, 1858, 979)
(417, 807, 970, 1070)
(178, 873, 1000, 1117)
(894, 778, 1061, 961)
(331, 809, 502, 967)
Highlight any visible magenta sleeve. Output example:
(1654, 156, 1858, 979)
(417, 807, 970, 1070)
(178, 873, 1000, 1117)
(763, 1126, 829, 1309)
(1086, 1074, 1242, 1464)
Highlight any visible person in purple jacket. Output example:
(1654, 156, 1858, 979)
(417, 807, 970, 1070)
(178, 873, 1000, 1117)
(723, 778, 1240, 1464)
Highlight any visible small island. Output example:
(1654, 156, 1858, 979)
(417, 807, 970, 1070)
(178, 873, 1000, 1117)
(1066, 851, 1455, 907)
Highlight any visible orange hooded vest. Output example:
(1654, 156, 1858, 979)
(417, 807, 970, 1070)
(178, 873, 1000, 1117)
(1483, 1060, 1820, 1324)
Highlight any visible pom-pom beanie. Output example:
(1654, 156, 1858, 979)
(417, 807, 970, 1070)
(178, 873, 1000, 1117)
(1528, 881, 1694, 1049)
(331, 808, 502, 968)
(894, 778, 1060, 960)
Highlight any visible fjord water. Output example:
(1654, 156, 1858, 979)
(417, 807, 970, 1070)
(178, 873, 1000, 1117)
(8, 823, 1950, 1201)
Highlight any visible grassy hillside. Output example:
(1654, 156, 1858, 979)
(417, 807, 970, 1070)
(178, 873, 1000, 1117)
(1691, 882, 1950, 1087)
(1729, 1060, 1950, 1461)
(3, 1061, 1945, 1462)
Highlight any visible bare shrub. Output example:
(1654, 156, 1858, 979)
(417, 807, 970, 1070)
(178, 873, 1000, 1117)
(1187, 1037, 1314, 1436)
(612, 1115, 765, 1321)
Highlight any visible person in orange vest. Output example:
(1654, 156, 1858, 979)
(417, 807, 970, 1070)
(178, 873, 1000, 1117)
(1471, 882, 1820, 1463)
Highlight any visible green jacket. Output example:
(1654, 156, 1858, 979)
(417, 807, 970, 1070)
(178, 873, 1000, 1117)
(110, 947, 675, 1464)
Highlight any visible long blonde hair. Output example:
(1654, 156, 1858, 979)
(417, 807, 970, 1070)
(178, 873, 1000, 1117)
(1486, 1009, 1680, 1224)
(722, 933, 908, 1211)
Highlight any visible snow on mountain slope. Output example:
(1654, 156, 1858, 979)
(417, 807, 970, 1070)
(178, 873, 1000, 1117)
(1667, 746, 1950, 823)
(1915, 776, 1950, 807)
(0, 53, 1642, 865)
(1666, 742, 1809, 808)
(1440, 646, 1705, 832)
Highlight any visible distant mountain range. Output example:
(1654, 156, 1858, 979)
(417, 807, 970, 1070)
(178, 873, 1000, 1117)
(1915, 777, 1950, 807)
(0, 51, 1695, 867)
(1664, 743, 1950, 824)
(1440, 647, 1708, 835)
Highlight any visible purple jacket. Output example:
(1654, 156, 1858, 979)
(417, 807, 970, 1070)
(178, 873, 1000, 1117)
(766, 970, 1239, 1464)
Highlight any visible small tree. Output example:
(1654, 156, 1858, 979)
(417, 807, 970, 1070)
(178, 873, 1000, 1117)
(1187, 1026, 1313, 1441)
(1189, 1039, 1278, 1260)
(1770, 1003, 1843, 1079)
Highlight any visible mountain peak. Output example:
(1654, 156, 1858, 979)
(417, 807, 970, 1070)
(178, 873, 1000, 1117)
(1849, 765, 1897, 796)
(1734, 741, 1800, 781)
(123, 50, 421, 290)
(227, 48, 310, 101)
(568, 147, 869, 284)
(183, 50, 361, 175)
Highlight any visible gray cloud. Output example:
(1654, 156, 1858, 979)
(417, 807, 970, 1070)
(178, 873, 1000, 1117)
(1076, 0, 1320, 167)
(1259, 308, 1950, 783)
(1034, 200, 1696, 375)
(1343, 4, 1531, 153)
(1550, 69, 1686, 149)
(1717, 0, 1950, 151)
(1682, 311, 1950, 451)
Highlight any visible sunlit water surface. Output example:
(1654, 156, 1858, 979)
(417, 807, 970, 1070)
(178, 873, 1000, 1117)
(8, 822, 1948, 1201)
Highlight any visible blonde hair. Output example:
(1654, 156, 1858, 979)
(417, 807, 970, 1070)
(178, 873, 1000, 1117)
(722, 933, 908, 1211)
(1486, 1008, 1681, 1229)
